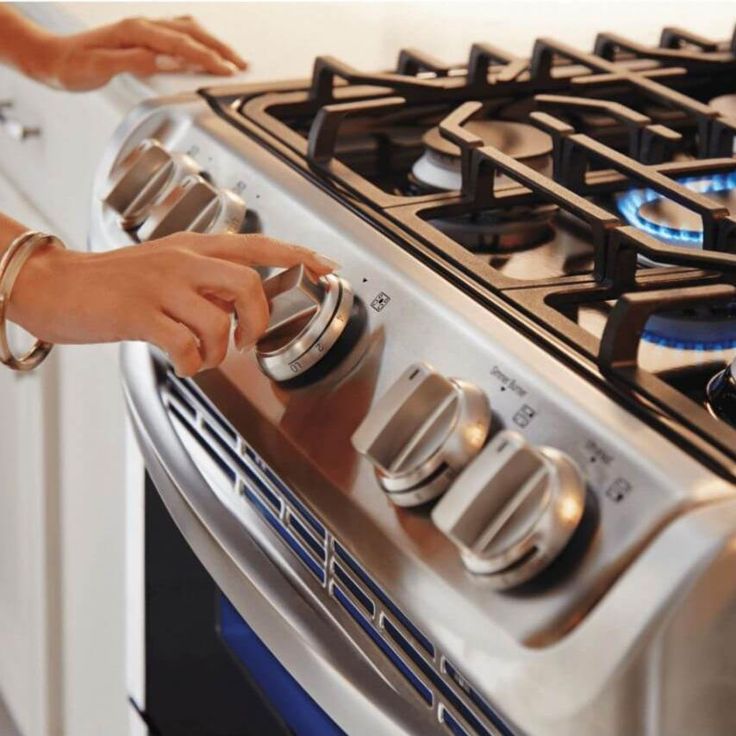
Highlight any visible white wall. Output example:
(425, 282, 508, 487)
(65, 1, 736, 89)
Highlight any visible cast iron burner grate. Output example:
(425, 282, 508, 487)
(201, 22, 736, 480)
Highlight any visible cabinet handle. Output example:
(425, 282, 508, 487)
(0, 100, 41, 141)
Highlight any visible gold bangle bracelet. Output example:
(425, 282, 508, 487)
(0, 230, 65, 371)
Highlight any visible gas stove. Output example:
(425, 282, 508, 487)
(93, 23, 736, 736)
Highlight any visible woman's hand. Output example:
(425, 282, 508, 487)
(6, 233, 338, 377)
(2, 11, 247, 91)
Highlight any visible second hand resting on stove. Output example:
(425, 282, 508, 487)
(0, 7, 339, 376)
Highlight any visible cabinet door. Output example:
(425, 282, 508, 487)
(0, 169, 61, 736)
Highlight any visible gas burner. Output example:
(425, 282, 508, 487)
(428, 203, 558, 252)
(643, 302, 736, 351)
(411, 119, 552, 192)
(617, 173, 736, 248)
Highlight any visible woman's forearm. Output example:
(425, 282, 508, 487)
(0, 6, 54, 81)
(0, 211, 31, 254)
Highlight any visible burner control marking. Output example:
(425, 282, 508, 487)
(512, 404, 537, 428)
(370, 292, 391, 312)
(605, 477, 633, 503)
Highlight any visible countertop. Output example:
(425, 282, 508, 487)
(19, 1, 736, 103)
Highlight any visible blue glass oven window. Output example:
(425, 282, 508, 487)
(217, 594, 346, 736)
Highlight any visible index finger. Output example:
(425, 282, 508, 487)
(109, 18, 235, 75)
(153, 17, 247, 70)
(190, 233, 341, 275)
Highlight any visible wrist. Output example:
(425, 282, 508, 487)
(18, 28, 63, 84)
(5, 240, 75, 327)
(0, 7, 59, 83)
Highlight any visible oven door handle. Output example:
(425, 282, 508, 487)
(120, 341, 441, 736)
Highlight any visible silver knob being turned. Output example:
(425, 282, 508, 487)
(432, 430, 586, 589)
(103, 139, 200, 230)
(255, 264, 354, 382)
(351, 363, 491, 507)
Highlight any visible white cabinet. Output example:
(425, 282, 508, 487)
(0, 44, 133, 736)
(0, 171, 61, 736)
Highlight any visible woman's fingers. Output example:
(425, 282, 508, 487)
(193, 260, 270, 350)
(186, 233, 340, 275)
(152, 17, 247, 69)
(146, 314, 203, 377)
(107, 18, 236, 75)
(162, 293, 234, 371)
(88, 48, 159, 81)
(132, 232, 342, 375)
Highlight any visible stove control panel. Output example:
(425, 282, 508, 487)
(104, 138, 246, 238)
(255, 264, 355, 382)
(432, 430, 586, 589)
(351, 363, 492, 506)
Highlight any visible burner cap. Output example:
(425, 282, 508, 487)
(423, 120, 552, 161)
(429, 204, 557, 253)
(637, 197, 703, 238)
(412, 120, 552, 192)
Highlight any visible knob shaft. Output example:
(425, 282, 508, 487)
(352, 363, 491, 506)
(255, 264, 353, 382)
(432, 430, 586, 589)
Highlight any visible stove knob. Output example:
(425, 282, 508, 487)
(204, 188, 247, 235)
(432, 430, 586, 589)
(351, 363, 491, 507)
(705, 359, 736, 426)
(104, 139, 200, 229)
(255, 264, 354, 382)
(137, 175, 246, 241)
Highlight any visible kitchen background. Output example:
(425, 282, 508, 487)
(0, 2, 733, 736)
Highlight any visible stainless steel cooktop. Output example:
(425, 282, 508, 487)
(92, 22, 736, 736)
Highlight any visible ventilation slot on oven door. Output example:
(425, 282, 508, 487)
(159, 371, 517, 736)
(160, 372, 327, 584)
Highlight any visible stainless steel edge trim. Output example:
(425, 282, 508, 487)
(120, 341, 442, 736)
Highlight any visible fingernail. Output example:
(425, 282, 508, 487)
(313, 254, 341, 272)
(224, 60, 239, 74)
(155, 54, 184, 71)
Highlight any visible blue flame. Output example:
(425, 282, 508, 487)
(640, 330, 736, 351)
(617, 172, 736, 350)
(617, 171, 736, 246)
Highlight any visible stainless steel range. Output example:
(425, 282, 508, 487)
(91, 24, 736, 736)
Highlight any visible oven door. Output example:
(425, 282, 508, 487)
(122, 341, 442, 736)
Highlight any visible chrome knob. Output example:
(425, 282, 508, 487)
(137, 175, 246, 241)
(103, 139, 200, 229)
(705, 359, 736, 427)
(255, 264, 354, 382)
(205, 188, 247, 235)
(351, 363, 491, 507)
(432, 430, 586, 589)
